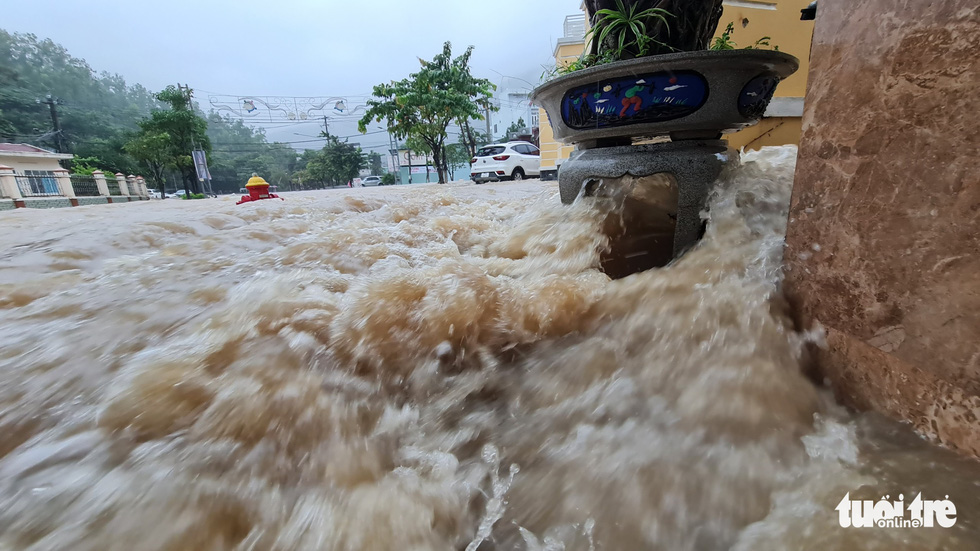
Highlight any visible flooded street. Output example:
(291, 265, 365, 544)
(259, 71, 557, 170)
(0, 147, 977, 550)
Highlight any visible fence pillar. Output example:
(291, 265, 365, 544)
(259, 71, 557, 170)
(0, 165, 22, 200)
(53, 169, 76, 198)
(136, 176, 148, 197)
(115, 173, 129, 196)
(92, 170, 111, 196)
(126, 175, 137, 197)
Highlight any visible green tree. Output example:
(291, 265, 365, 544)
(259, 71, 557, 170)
(359, 42, 495, 184)
(444, 143, 471, 180)
(129, 85, 210, 195)
(124, 132, 172, 196)
(458, 127, 491, 155)
(299, 138, 366, 186)
(321, 137, 366, 185)
(505, 117, 526, 137)
(205, 112, 298, 193)
(66, 155, 103, 175)
(0, 30, 159, 168)
(0, 107, 16, 137)
(368, 151, 383, 176)
(450, 50, 497, 158)
(404, 135, 433, 183)
(294, 149, 328, 188)
(1, 30, 306, 188)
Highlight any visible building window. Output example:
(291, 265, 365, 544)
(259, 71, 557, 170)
(17, 170, 60, 196)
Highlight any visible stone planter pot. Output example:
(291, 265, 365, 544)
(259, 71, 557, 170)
(531, 49, 799, 144)
(531, 49, 798, 274)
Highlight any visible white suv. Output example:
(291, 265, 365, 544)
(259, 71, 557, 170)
(470, 141, 540, 183)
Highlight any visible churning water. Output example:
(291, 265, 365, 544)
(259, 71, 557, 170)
(0, 147, 977, 550)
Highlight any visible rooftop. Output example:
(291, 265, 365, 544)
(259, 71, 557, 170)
(0, 143, 53, 153)
(0, 143, 74, 160)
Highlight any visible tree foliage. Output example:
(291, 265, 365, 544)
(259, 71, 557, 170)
(368, 151, 383, 176)
(0, 29, 157, 174)
(505, 117, 527, 137)
(124, 132, 171, 192)
(458, 128, 491, 154)
(298, 137, 366, 187)
(205, 112, 298, 193)
(444, 143, 471, 180)
(359, 42, 495, 184)
(128, 86, 210, 195)
(0, 29, 384, 193)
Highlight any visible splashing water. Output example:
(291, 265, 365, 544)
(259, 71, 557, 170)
(0, 147, 977, 550)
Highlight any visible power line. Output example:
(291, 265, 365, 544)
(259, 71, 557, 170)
(196, 88, 375, 100)
(63, 128, 390, 150)
(203, 130, 390, 149)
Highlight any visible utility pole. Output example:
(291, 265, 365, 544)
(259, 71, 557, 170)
(40, 95, 66, 156)
(485, 104, 492, 141)
(177, 83, 204, 194)
(323, 116, 330, 139)
(388, 131, 401, 183)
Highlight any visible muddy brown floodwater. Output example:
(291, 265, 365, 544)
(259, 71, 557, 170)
(0, 147, 978, 550)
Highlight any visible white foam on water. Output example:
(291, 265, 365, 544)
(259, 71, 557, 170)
(0, 149, 976, 550)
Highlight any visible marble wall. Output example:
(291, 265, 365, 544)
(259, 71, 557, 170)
(785, 1, 980, 456)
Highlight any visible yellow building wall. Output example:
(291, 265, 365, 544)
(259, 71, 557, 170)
(555, 42, 586, 67)
(716, 0, 813, 98)
(725, 117, 802, 150)
(0, 154, 66, 173)
(538, 0, 815, 169)
(541, 41, 587, 173)
(539, 107, 579, 173)
(718, 0, 815, 150)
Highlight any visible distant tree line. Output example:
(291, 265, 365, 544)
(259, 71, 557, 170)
(1, 30, 501, 191)
(0, 29, 369, 194)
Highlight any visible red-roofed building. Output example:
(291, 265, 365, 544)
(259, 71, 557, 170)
(0, 144, 74, 198)
(0, 143, 74, 171)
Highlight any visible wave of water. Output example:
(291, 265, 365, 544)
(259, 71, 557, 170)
(0, 147, 976, 550)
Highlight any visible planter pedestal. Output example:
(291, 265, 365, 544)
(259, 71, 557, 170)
(560, 140, 735, 275)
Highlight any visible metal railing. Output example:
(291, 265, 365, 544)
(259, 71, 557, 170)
(70, 174, 101, 196)
(106, 176, 121, 195)
(561, 14, 587, 42)
(16, 174, 63, 197)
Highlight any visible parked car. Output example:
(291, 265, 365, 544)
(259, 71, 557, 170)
(470, 141, 541, 183)
(362, 175, 382, 187)
(149, 189, 176, 199)
(174, 189, 187, 198)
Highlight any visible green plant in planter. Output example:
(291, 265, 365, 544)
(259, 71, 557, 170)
(545, 51, 617, 78)
(542, 1, 672, 79)
(709, 22, 737, 50)
(546, 0, 730, 77)
(709, 22, 778, 51)
(586, 0, 673, 60)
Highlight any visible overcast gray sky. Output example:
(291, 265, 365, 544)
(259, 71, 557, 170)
(4, 0, 579, 151)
